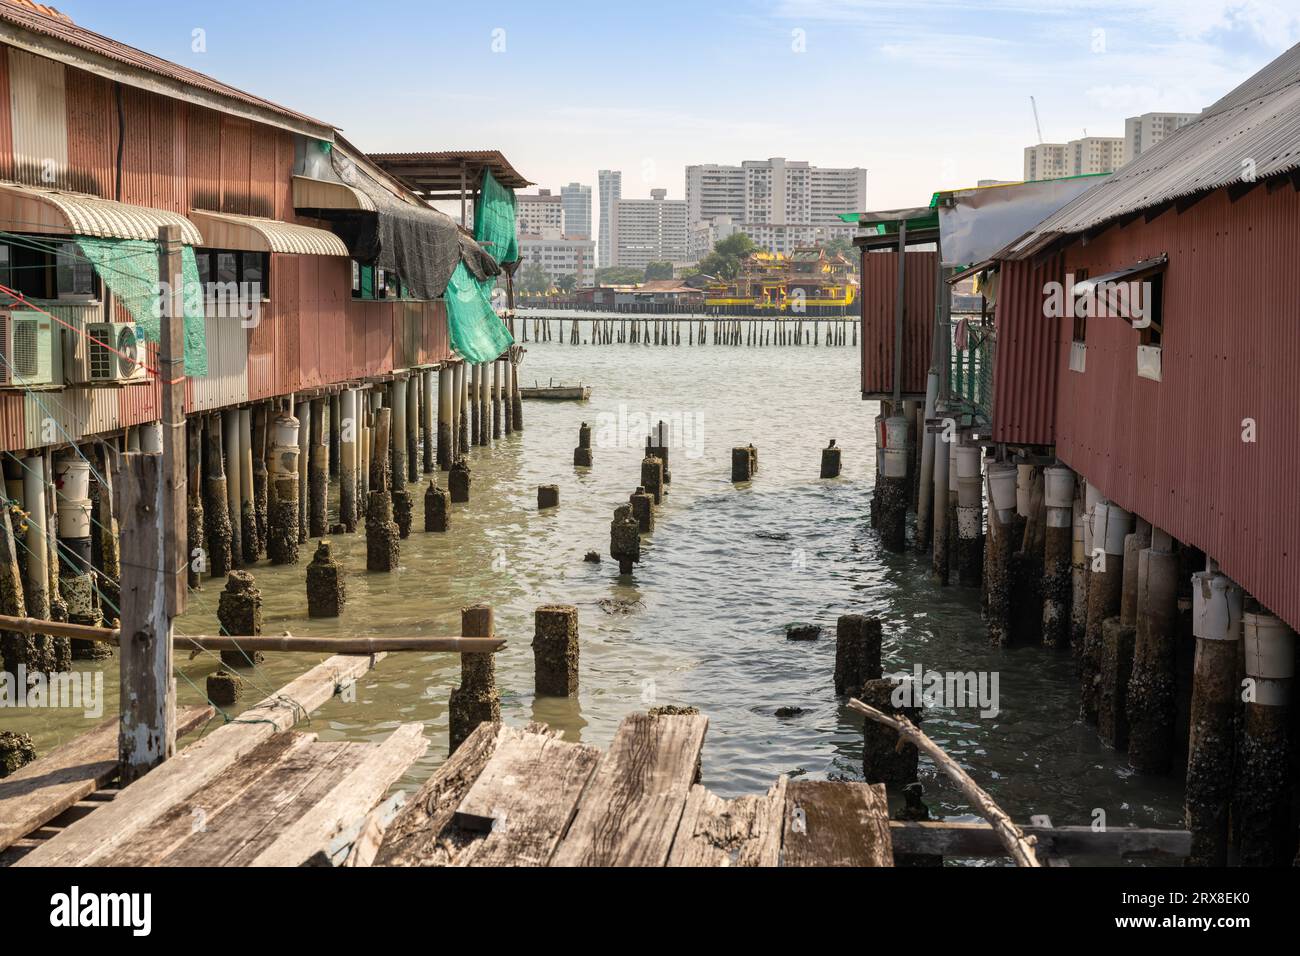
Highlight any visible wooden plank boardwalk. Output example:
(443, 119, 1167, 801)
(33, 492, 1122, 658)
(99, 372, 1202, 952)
(5, 653, 430, 868)
(376, 712, 894, 867)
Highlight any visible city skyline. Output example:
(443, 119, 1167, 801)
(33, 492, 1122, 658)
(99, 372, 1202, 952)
(49, 0, 1291, 210)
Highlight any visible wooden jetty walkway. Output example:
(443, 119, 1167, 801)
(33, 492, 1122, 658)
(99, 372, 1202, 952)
(377, 712, 894, 867)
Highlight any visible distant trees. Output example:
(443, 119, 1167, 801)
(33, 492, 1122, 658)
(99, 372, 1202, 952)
(696, 232, 757, 279)
(824, 236, 857, 266)
(643, 261, 674, 281)
(596, 266, 644, 286)
(518, 262, 550, 294)
(556, 274, 578, 293)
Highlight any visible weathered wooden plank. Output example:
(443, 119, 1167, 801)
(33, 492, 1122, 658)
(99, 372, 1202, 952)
(0, 705, 212, 851)
(248, 723, 428, 867)
(450, 725, 600, 866)
(98, 732, 319, 867)
(888, 820, 1191, 860)
(551, 712, 708, 867)
(667, 776, 786, 867)
(782, 780, 892, 867)
(15, 653, 382, 867)
(374, 720, 510, 867)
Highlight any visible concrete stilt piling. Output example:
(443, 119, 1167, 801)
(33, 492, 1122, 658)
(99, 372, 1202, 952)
(1070, 490, 1088, 651)
(834, 614, 882, 695)
(222, 408, 244, 568)
(1081, 501, 1129, 723)
(0, 504, 42, 675)
(185, 422, 204, 591)
(296, 400, 309, 544)
(391, 380, 408, 494)
(492, 361, 502, 440)
(309, 398, 328, 539)
(406, 372, 420, 483)
(458, 364, 471, 453)
(533, 604, 579, 697)
(820, 439, 841, 479)
(449, 457, 471, 504)
(861, 678, 922, 788)
(1097, 520, 1151, 749)
(267, 409, 301, 566)
(573, 422, 593, 467)
(365, 407, 400, 573)
(984, 462, 1017, 646)
(237, 408, 257, 563)
(502, 360, 514, 435)
(470, 363, 482, 448)
(537, 485, 559, 510)
(449, 603, 501, 753)
(1041, 466, 1075, 649)
(329, 392, 341, 478)
(203, 414, 233, 577)
(731, 446, 753, 483)
(915, 373, 938, 552)
(610, 504, 640, 575)
(1127, 530, 1182, 772)
(510, 358, 524, 431)
(340, 389, 358, 532)
(252, 405, 269, 556)
(955, 442, 983, 587)
(305, 540, 346, 618)
(422, 370, 436, 473)
(931, 426, 951, 584)
(437, 366, 453, 471)
(424, 480, 450, 532)
(1185, 570, 1242, 866)
(1233, 610, 1295, 866)
(478, 362, 490, 446)
(876, 414, 909, 553)
(206, 669, 242, 707)
(216, 570, 263, 668)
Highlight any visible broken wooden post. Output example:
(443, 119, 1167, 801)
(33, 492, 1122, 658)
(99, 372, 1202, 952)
(306, 540, 346, 618)
(448, 604, 501, 754)
(533, 604, 579, 697)
(820, 439, 841, 479)
(640, 454, 664, 505)
(610, 504, 640, 575)
(449, 457, 471, 504)
(216, 570, 263, 668)
(424, 480, 450, 532)
(834, 614, 882, 696)
(537, 485, 559, 510)
(629, 486, 654, 532)
(858, 678, 922, 789)
(731, 446, 753, 483)
(573, 422, 593, 467)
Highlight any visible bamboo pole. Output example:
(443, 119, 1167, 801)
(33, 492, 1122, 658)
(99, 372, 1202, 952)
(848, 697, 1041, 867)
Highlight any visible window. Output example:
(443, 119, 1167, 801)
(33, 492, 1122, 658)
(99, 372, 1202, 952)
(0, 238, 99, 300)
(1136, 272, 1164, 347)
(1071, 268, 1089, 343)
(192, 248, 269, 315)
(351, 260, 405, 301)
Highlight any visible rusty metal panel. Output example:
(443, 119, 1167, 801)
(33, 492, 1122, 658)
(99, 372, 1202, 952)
(991, 254, 1063, 446)
(0, 392, 23, 449)
(7, 47, 68, 188)
(220, 116, 252, 216)
(0, 47, 12, 183)
(859, 248, 934, 399)
(1053, 184, 1300, 632)
(63, 65, 114, 197)
(186, 103, 222, 213)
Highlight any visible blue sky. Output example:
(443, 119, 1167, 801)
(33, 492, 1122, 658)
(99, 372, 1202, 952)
(59, 0, 1300, 209)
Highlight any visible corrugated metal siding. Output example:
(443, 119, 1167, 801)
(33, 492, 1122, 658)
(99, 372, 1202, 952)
(1054, 184, 1300, 632)
(860, 249, 935, 398)
(0, 48, 14, 183)
(991, 253, 1063, 445)
(186, 311, 250, 412)
(7, 47, 68, 189)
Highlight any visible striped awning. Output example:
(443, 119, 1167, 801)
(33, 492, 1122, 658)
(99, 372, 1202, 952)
(0, 181, 203, 245)
(189, 209, 350, 256)
(291, 175, 375, 212)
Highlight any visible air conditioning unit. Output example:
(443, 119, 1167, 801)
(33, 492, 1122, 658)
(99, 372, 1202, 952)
(86, 322, 146, 383)
(0, 309, 56, 387)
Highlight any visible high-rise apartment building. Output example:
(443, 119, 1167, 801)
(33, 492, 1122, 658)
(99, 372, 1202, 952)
(598, 169, 622, 268)
(684, 158, 865, 258)
(609, 189, 688, 270)
(1125, 112, 1200, 163)
(561, 182, 592, 238)
(516, 189, 563, 235)
(519, 234, 596, 285)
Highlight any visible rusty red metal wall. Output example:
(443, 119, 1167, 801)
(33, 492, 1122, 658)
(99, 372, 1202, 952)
(990, 253, 1064, 446)
(1050, 183, 1300, 631)
(859, 249, 935, 399)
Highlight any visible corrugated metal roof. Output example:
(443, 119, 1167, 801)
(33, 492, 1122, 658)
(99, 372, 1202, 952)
(1006, 40, 1300, 258)
(368, 150, 533, 194)
(190, 209, 348, 256)
(0, 0, 333, 137)
(0, 180, 203, 243)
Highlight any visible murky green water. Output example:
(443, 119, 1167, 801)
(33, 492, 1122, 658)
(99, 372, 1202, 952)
(8, 333, 1185, 858)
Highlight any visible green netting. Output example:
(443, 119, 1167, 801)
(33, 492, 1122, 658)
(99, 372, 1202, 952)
(75, 236, 208, 377)
(473, 169, 519, 265)
(445, 261, 513, 362)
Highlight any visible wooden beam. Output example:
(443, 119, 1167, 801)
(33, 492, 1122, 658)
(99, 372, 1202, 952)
(888, 820, 1191, 859)
(0, 706, 212, 851)
(551, 712, 708, 867)
(14, 653, 384, 867)
(668, 778, 786, 867)
(248, 723, 428, 867)
(116, 452, 174, 783)
(782, 780, 892, 866)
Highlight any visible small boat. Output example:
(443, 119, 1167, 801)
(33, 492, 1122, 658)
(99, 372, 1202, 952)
(520, 378, 591, 401)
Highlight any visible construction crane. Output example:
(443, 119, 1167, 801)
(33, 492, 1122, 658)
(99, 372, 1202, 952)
(1030, 95, 1044, 144)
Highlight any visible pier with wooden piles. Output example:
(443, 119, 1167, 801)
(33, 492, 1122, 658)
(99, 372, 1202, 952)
(510, 309, 857, 347)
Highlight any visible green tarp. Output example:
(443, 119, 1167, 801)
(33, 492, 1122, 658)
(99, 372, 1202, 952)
(444, 169, 517, 363)
(75, 236, 208, 376)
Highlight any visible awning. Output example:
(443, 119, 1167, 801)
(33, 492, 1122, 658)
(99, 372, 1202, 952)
(291, 175, 375, 212)
(190, 209, 349, 256)
(0, 181, 203, 244)
(1073, 254, 1167, 298)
